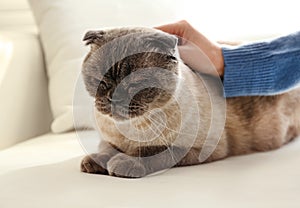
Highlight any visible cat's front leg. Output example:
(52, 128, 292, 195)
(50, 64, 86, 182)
(81, 153, 110, 174)
(106, 146, 174, 178)
(81, 140, 119, 175)
(106, 153, 147, 178)
(106, 146, 198, 178)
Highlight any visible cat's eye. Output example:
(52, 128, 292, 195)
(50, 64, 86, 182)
(122, 62, 131, 74)
(122, 62, 130, 69)
(167, 55, 177, 61)
(99, 81, 112, 91)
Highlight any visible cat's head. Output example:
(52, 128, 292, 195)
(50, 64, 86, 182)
(82, 27, 179, 120)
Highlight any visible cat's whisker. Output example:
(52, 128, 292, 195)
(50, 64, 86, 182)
(144, 123, 175, 162)
(146, 112, 196, 137)
(75, 124, 95, 132)
(133, 119, 142, 163)
(146, 113, 182, 163)
(145, 115, 177, 163)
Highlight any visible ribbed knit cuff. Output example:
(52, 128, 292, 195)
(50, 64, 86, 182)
(222, 42, 276, 97)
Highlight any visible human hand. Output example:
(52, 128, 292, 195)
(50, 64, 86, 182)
(155, 20, 224, 77)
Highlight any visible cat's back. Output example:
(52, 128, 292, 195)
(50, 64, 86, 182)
(225, 88, 300, 155)
(178, 64, 300, 156)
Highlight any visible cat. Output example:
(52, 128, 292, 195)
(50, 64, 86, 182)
(80, 27, 300, 178)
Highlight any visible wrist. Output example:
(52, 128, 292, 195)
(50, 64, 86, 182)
(192, 32, 224, 77)
(210, 44, 224, 77)
(215, 46, 225, 77)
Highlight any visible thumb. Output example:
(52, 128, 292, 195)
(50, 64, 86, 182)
(154, 21, 187, 37)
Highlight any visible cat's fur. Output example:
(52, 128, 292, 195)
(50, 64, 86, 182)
(81, 27, 300, 178)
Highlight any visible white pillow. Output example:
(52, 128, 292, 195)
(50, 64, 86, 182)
(0, 32, 52, 149)
(28, 0, 179, 133)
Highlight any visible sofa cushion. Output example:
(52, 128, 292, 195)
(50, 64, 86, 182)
(28, 0, 179, 133)
(0, 32, 52, 149)
(0, 0, 37, 33)
(0, 131, 300, 207)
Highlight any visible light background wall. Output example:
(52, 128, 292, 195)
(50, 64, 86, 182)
(0, 0, 299, 40)
(178, 0, 300, 40)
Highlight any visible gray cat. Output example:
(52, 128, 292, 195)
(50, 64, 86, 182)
(81, 27, 300, 178)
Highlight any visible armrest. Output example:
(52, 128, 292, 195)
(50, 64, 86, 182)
(0, 32, 53, 149)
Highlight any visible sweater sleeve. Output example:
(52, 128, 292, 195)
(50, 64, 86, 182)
(222, 31, 300, 97)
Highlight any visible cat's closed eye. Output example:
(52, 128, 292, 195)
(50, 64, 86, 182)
(121, 62, 131, 73)
(97, 81, 113, 96)
(99, 81, 108, 90)
(101, 81, 113, 90)
(167, 55, 177, 61)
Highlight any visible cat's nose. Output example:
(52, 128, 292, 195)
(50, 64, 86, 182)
(110, 98, 124, 105)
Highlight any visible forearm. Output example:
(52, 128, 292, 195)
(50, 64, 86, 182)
(222, 31, 300, 97)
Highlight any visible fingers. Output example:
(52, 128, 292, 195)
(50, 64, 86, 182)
(155, 20, 225, 77)
(217, 40, 243, 46)
(155, 20, 189, 38)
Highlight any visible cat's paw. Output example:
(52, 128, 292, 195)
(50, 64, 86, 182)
(81, 153, 110, 175)
(107, 154, 146, 178)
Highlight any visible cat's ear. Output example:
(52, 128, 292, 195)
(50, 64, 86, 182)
(150, 32, 178, 54)
(83, 30, 106, 46)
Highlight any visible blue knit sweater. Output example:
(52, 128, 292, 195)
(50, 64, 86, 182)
(222, 31, 300, 97)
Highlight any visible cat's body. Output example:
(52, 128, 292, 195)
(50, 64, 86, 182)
(81, 27, 300, 178)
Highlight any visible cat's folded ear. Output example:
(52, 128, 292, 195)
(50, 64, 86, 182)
(149, 32, 178, 55)
(83, 30, 106, 45)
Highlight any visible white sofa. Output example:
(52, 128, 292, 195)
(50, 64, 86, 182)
(1, 1, 300, 208)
